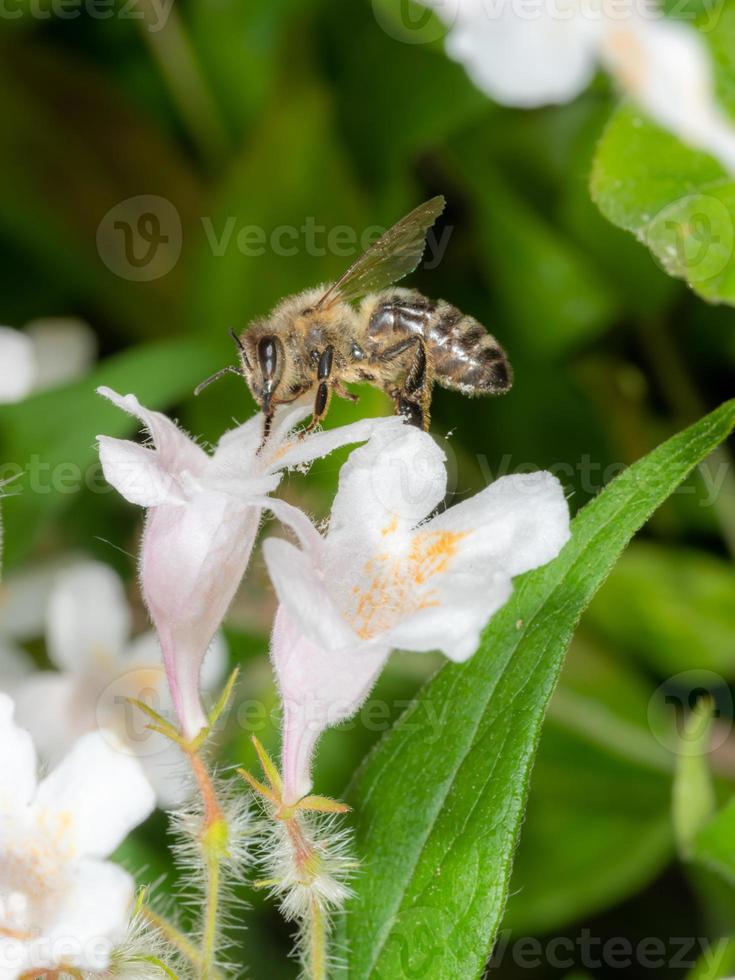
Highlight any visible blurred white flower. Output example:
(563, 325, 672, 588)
(97, 387, 382, 741)
(0, 693, 154, 978)
(423, 0, 735, 171)
(10, 560, 227, 808)
(0, 557, 82, 693)
(264, 422, 571, 802)
(0, 318, 97, 404)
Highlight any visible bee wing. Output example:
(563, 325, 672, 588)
(315, 195, 446, 309)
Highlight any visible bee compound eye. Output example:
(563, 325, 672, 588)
(257, 336, 279, 380)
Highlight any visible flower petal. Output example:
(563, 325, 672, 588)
(263, 537, 355, 651)
(98, 435, 185, 507)
(45, 858, 134, 971)
(12, 672, 80, 766)
(34, 730, 155, 858)
(272, 608, 389, 803)
(274, 414, 390, 472)
(379, 471, 570, 660)
(0, 326, 35, 404)
(429, 470, 571, 577)
(439, 0, 600, 107)
(0, 693, 36, 817)
(0, 639, 34, 691)
(97, 387, 208, 476)
(25, 318, 97, 392)
(329, 421, 446, 542)
(602, 15, 735, 171)
(140, 495, 260, 738)
(46, 561, 131, 673)
(0, 557, 75, 642)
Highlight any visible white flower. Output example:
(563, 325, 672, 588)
(0, 693, 154, 978)
(97, 387, 382, 740)
(0, 319, 96, 404)
(424, 0, 735, 171)
(10, 560, 227, 808)
(263, 422, 571, 802)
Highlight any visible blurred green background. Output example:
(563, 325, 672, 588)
(1, 0, 735, 976)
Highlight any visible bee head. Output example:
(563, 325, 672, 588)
(239, 330, 285, 417)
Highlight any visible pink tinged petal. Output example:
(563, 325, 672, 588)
(441, 0, 601, 107)
(0, 694, 36, 814)
(199, 632, 229, 693)
(46, 561, 131, 673)
(44, 859, 134, 972)
(25, 318, 97, 392)
(96, 386, 208, 476)
(98, 435, 185, 506)
(34, 730, 155, 858)
(329, 422, 447, 543)
(0, 327, 35, 404)
(272, 608, 389, 803)
(263, 537, 356, 652)
(601, 16, 735, 172)
(141, 495, 260, 738)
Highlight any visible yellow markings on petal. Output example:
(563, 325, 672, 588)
(349, 528, 468, 640)
(381, 515, 399, 536)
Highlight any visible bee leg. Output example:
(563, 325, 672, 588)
(375, 336, 432, 431)
(257, 412, 274, 454)
(300, 346, 334, 437)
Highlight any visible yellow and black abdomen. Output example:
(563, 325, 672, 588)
(363, 289, 512, 396)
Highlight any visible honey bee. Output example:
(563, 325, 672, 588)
(196, 195, 512, 439)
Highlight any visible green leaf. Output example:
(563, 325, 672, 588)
(692, 796, 735, 886)
(504, 639, 673, 935)
(343, 399, 735, 980)
(0, 339, 223, 568)
(586, 542, 735, 678)
(686, 935, 735, 980)
(590, 102, 735, 305)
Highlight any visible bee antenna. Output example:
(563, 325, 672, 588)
(229, 327, 252, 369)
(194, 364, 244, 397)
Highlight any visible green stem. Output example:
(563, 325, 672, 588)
(309, 896, 327, 980)
(201, 853, 221, 979)
(141, 904, 205, 972)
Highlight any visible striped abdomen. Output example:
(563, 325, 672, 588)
(364, 288, 512, 395)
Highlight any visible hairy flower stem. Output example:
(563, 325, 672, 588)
(281, 811, 329, 980)
(309, 895, 327, 980)
(186, 747, 228, 980)
(141, 904, 206, 973)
